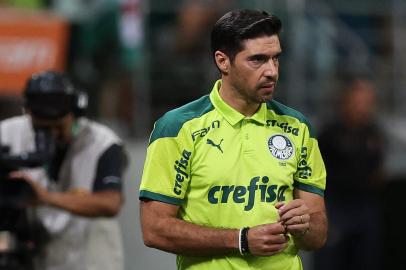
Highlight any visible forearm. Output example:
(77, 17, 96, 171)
(44, 190, 122, 217)
(293, 210, 327, 250)
(143, 217, 239, 255)
(141, 201, 239, 255)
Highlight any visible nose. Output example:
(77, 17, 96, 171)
(263, 60, 278, 79)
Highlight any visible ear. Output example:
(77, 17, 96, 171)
(214, 51, 230, 74)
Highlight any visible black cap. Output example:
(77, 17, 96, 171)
(24, 71, 76, 119)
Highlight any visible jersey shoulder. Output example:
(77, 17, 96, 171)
(267, 99, 315, 138)
(150, 95, 214, 144)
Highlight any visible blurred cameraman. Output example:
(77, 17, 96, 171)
(0, 70, 127, 270)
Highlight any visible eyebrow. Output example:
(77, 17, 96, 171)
(247, 54, 269, 61)
(247, 51, 282, 60)
(273, 51, 282, 58)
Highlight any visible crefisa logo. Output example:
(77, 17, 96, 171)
(268, 134, 294, 160)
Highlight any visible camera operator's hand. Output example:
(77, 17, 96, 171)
(9, 171, 50, 205)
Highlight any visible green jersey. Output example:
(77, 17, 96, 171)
(139, 80, 326, 270)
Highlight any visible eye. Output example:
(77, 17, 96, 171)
(272, 54, 281, 63)
(248, 55, 269, 68)
(250, 55, 267, 64)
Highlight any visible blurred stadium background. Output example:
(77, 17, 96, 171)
(0, 0, 405, 269)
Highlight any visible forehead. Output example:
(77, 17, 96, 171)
(239, 35, 281, 56)
(31, 114, 70, 127)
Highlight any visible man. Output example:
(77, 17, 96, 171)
(314, 79, 384, 270)
(0, 71, 126, 270)
(139, 9, 327, 270)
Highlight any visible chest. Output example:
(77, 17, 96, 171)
(190, 120, 301, 188)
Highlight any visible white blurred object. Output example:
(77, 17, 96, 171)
(52, 0, 114, 23)
(380, 114, 406, 178)
(0, 231, 16, 252)
(119, 0, 143, 48)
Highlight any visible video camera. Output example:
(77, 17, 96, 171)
(0, 128, 55, 270)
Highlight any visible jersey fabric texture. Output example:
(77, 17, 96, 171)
(139, 80, 326, 270)
(0, 115, 125, 270)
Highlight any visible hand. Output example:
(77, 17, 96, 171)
(276, 200, 310, 237)
(247, 222, 289, 256)
(9, 171, 49, 205)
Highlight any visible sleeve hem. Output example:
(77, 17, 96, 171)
(293, 181, 325, 197)
(139, 190, 184, 205)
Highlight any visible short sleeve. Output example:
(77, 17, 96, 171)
(93, 144, 126, 192)
(139, 119, 194, 205)
(293, 124, 326, 196)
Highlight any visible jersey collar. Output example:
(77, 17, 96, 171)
(209, 80, 267, 126)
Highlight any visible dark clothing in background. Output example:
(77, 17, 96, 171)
(319, 120, 384, 202)
(314, 119, 384, 270)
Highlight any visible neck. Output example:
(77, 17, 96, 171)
(218, 80, 260, 117)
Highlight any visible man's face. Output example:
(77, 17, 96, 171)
(343, 83, 376, 126)
(228, 35, 281, 104)
(30, 113, 75, 145)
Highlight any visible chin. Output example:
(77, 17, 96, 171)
(259, 95, 273, 103)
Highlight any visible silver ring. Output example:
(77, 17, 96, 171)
(300, 215, 303, 223)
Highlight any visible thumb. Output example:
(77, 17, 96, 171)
(275, 202, 284, 209)
(9, 171, 25, 179)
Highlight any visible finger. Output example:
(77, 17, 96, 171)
(277, 200, 303, 216)
(284, 214, 310, 226)
(257, 222, 285, 232)
(282, 216, 300, 226)
(275, 202, 284, 209)
(286, 223, 309, 234)
(263, 234, 289, 245)
(279, 207, 306, 222)
(266, 223, 287, 235)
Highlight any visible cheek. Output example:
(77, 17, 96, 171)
(236, 68, 254, 82)
(231, 68, 244, 83)
(231, 65, 258, 88)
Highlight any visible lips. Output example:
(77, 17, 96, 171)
(259, 82, 275, 91)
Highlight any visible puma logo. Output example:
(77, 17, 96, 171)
(207, 138, 224, 153)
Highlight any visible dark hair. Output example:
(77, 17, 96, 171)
(24, 70, 88, 119)
(211, 9, 282, 63)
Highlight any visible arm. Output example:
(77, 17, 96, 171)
(276, 189, 327, 250)
(10, 172, 123, 217)
(44, 189, 122, 217)
(45, 143, 125, 217)
(10, 143, 126, 217)
(140, 199, 288, 256)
